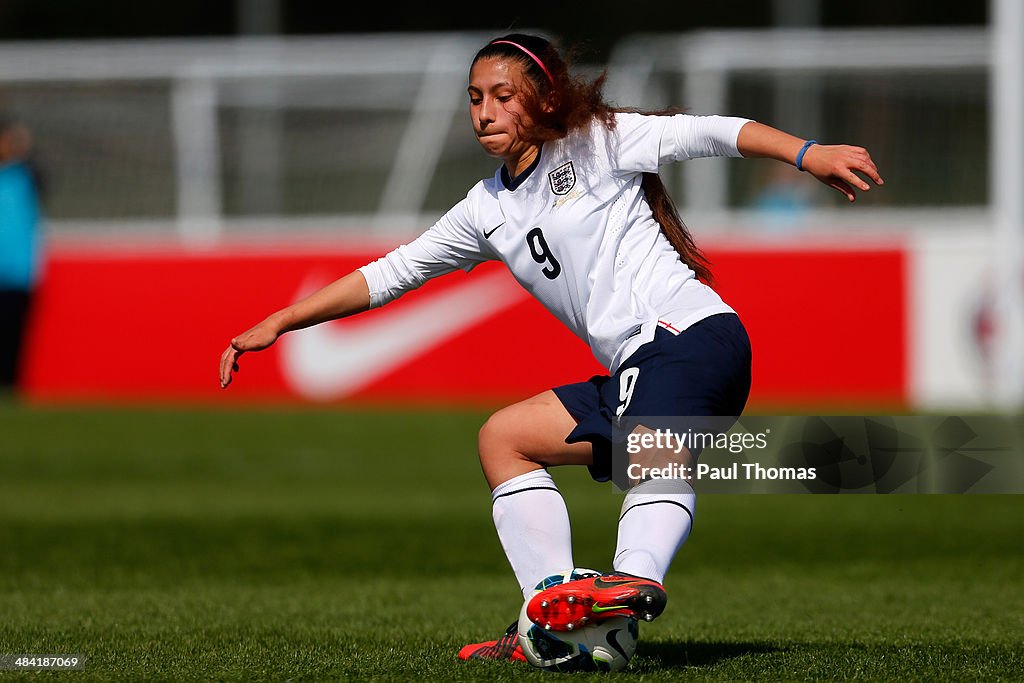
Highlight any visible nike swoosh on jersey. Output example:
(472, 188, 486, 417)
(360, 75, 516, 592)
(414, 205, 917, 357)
(280, 268, 528, 400)
(483, 222, 505, 239)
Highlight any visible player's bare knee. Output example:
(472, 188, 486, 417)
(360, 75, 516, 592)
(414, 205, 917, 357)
(478, 410, 515, 462)
(479, 408, 538, 466)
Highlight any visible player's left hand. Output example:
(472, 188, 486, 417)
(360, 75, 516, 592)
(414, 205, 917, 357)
(219, 317, 282, 388)
(800, 144, 883, 202)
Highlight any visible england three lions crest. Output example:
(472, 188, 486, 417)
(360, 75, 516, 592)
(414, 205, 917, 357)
(548, 161, 576, 195)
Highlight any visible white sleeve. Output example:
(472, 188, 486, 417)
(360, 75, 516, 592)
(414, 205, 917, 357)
(358, 190, 494, 308)
(610, 111, 752, 174)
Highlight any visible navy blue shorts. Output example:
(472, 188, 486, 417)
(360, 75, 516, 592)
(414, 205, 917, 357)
(552, 312, 752, 482)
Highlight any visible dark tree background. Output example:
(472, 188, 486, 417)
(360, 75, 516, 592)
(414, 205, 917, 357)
(0, 0, 986, 60)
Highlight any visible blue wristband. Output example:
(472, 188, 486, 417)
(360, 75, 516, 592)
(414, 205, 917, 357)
(795, 140, 817, 172)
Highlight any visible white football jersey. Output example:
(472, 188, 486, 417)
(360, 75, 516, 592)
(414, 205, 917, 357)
(359, 112, 751, 373)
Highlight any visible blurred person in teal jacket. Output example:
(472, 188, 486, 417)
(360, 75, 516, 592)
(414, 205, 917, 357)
(0, 116, 43, 390)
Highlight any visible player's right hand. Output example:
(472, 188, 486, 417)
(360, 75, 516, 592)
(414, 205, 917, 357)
(219, 319, 282, 389)
(800, 144, 884, 202)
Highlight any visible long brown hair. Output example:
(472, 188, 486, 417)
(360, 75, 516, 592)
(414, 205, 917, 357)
(472, 34, 715, 284)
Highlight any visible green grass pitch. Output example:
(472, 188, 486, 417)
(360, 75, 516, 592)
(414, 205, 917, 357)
(0, 403, 1021, 681)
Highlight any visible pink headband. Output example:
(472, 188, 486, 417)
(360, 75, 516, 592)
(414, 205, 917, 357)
(490, 40, 555, 86)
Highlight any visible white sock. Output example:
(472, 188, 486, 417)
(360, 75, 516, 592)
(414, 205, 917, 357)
(491, 469, 574, 599)
(612, 478, 696, 584)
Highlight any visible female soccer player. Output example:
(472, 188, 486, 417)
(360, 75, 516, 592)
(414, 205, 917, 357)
(219, 34, 882, 661)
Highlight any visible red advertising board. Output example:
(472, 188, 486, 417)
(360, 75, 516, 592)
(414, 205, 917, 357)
(21, 238, 906, 409)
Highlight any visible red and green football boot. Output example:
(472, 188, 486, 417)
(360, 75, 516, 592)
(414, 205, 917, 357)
(457, 621, 527, 662)
(525, 572, 667, 632)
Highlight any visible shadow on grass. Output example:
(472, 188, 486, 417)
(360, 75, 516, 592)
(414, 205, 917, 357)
(637, 640, 782, 669)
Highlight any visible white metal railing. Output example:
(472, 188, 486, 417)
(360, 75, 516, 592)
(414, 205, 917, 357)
(605, 28, 989, 213)
(0, 34, 489, 242)
(0, 29, 994, 235)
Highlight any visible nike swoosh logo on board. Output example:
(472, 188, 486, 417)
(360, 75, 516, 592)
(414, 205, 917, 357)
(483, 222, 505, 239)
(280, 268, 528, 400)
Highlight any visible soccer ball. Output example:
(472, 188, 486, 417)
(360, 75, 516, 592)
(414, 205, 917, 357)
(517, 568, 639, 673)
